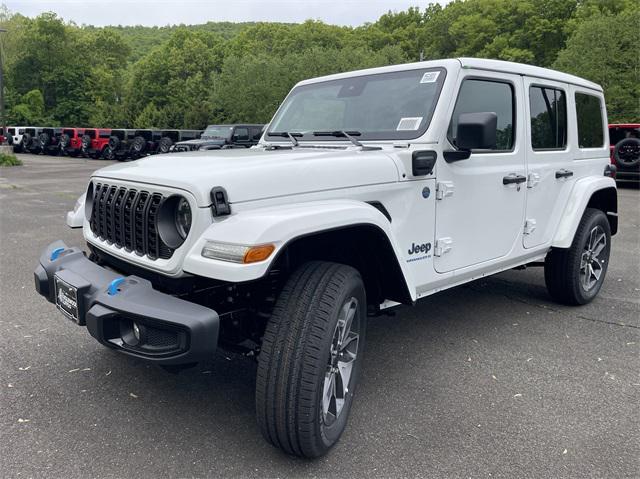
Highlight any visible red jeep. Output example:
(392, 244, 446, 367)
(59, 128, 85, 156)
(609, 123, 640, 184)
(81, 128, 112, 159)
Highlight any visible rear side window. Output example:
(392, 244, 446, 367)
(529, 86, 567, 150)
(575, 93, 604, 148)
(449, 79, 515, 151)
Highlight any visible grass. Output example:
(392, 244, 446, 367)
(0, 153, 22, 166)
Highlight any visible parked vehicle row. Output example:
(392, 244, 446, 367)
(4, 124, 265, 161)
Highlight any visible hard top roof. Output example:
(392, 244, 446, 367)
(296, 57, 602, 92)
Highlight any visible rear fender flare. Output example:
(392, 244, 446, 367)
(552, 177, 617, 248)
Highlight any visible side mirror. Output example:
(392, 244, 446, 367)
(456, 112, 497, 150)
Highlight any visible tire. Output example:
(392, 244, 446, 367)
(108, 136, 120, 150)
(81, 135, 91, 154)
(614, 138, 640, 168)
(21, 133, 32, 150)
(59, 133, 70, 149)
(39, 132, 50, 149)
(131, 136, 146, 154)
(256, 261, 367, 458)
(158, 137, 172, 154)
(545, 208, 611, 305)
(102, 146, 115, 161)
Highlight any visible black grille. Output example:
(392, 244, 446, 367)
(90, 183, 173, 260)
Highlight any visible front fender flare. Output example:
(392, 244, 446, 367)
(552, 176, 616, 248)
(183, 199, 413, 292)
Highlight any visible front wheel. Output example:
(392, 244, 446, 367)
(545, 208, 611, 305)
(256, 261, 367, 458)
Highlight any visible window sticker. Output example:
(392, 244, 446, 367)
(420, 71, 440, 83)
(396, 117, 423, 131)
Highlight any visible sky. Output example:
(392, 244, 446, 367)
(9, 0, 448, 27)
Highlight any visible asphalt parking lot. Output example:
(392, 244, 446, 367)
(1, 154, 639, 478)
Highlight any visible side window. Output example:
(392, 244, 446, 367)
(250, 127, 263, 141)
(575, 93, 604, 148)
(529, 86, 567, 150)
(234, 128, 249, 141)
(449, 79, 515, 151)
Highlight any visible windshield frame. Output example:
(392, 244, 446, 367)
(266, 67, 447, 142)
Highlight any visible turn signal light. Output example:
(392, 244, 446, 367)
(243, 244, 275, 264)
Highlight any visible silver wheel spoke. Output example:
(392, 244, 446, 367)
(321, 296, 359, 426)
(592, 234, 606, 258)
(322, 371, 336, 418)
(580, 226, 607, 292)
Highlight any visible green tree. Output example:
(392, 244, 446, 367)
(9, 89, 54, 125)
(553, 4, 640, 122)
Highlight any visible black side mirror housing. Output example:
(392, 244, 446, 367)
(456, 112, 498, 150)
(412, 150, 437, 176)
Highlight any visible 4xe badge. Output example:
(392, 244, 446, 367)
(407, 241, 432, 263)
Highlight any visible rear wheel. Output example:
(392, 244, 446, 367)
(545, 208, 611, 305)
(256, 261, 367, 458)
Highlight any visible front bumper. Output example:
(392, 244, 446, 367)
(34, 240, 220, 365)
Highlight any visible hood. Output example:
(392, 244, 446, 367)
(176, 138, 225, 146)
(92, 147, 399, 206)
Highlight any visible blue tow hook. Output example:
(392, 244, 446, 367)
(107, 277, 126, 296)
(50, 247, 65, 261)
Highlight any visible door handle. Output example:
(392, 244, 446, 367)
(503, 174, 527, 185)
(555, 169, 573, 179)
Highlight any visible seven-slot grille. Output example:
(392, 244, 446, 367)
(89, 183, 174, 260)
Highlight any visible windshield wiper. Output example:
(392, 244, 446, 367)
(312, 130, 382, 150)
(312, 130, 363, 147)
(269, 131, 303, 146)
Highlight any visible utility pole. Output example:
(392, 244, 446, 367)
(0, 28, 6, 144)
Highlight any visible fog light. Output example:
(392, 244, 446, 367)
(133, 322, 141, 342)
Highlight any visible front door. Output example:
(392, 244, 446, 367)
(434, 73, 526, 273)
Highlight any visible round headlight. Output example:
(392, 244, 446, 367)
(175, 197, 191, 239)
(158, 195, 192, 249)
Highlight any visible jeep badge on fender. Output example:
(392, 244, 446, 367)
(408, 242, 432, 255)
(35, 58, 617, 459)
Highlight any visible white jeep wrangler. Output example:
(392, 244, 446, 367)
(35, 58, 617, 458)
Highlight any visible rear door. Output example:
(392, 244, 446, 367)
(434, 72, 526, 273)
(523, 78, 574, 248)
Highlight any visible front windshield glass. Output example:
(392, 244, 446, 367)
(267, 68, 445, 141)
(202, 126, 233, 139)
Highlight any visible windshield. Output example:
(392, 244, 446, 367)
(267, 68, 446, 142)
(202, 126, 233, 139)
